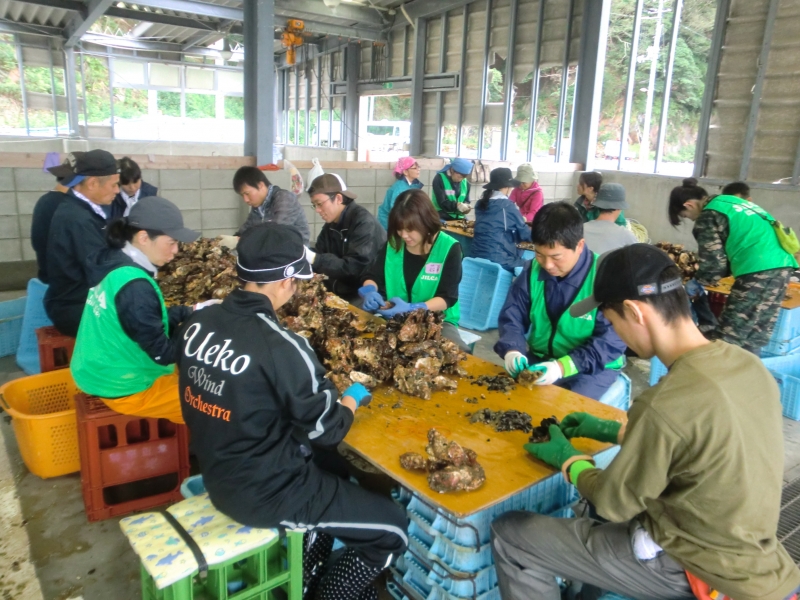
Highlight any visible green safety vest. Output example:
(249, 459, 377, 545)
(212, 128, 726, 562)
(71, 265, 173, 398)
(703, 195, 798, 277)
(385, 231, 461, 325)
(527, 254, 624, 370)
(433, 173, 468, 220)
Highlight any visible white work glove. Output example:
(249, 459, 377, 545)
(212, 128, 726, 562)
(457, 202, 471, 215)
(504, 351, 528, 377)
(305, 246, 316, 264)
(217, 235, 239, 249)
(193, 299, 222, 311)
(528, 360, 564, 386)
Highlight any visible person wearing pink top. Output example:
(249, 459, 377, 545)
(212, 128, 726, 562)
(509, 163, 543, 222)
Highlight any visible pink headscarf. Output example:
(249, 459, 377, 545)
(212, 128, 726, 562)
(394, 156, 417, 174)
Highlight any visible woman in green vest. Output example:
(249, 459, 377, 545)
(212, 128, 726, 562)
(71, 196, 207, 423)
(669, 178, 798, 353)
(358, 189, 469, 351)
(431, 158, 473, 221)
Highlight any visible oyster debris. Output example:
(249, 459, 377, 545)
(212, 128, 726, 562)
(517, 370, 544, 389)
(471, 374, 517, 393)
(469, 408, 533, 433)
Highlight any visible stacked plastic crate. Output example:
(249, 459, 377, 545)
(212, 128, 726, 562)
(387, 445, 621, 600)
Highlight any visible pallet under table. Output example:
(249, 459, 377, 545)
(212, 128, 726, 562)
(341, 355, 626, 519)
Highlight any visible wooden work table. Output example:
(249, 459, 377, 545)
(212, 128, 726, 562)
(442, 221, 535, 255)
(341, 355, 625, 518)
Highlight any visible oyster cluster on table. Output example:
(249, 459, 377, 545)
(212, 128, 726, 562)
(277, 276, 467, 400)
(655, 242, 699, 281)
(471, 373, 517, 393)
(400, 429, 486, 493)
(528, 416, 560, 444)
(157, 238, 239, 305)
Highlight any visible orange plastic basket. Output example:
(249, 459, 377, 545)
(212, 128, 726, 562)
(0, 369, 80, 478)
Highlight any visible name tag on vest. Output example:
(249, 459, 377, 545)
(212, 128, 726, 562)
(425, 263, 443, 274)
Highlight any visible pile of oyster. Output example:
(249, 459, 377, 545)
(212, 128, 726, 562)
(449, 220, 475, 233)
(400, 429, 486, 493)
(157, 238, 239, 305)
(655, 242, 699, 281)
(469, 408, 533, 433)
(278, 276, 467, 399)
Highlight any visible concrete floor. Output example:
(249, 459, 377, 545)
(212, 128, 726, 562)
(3, 331, 800, 600)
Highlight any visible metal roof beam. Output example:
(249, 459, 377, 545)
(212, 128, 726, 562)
(106, 6, 218, 31)
(125, 0, 243, 21)
(13, 0, 83, 10)
(64, 0, 115, 48)
(0, 21, 63, 37)
(274, 0, 385, 27)
(394, 0, 478, 25)
(273, 15, 384, 41)
(181, 30, 225, 51)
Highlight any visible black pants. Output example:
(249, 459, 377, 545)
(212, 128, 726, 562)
(280, 448, 408, 569)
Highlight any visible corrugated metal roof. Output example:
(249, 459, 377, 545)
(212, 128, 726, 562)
(0, 0, 73, 28)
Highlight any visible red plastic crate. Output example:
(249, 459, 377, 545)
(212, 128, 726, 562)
(708, 292, 728, 319)
(35, 326, 75, 373)
(75, 393, 190, 522)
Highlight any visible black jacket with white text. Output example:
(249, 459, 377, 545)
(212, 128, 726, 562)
(177, 288, 353, 526)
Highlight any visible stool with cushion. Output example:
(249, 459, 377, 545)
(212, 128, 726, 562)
(120, 492, 303, 600)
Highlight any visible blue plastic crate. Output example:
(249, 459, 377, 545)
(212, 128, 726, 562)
(426, 580, 500, 600)
(424, 473, 576, 547)
(649, 356, 668, 386)
(762, 355, 800, 420)
(597, 593, 637, 600)
(458, 258, 513, 331)
(598, 373, 631, 411)
(180, 474, 206, 498)
(403, 553, 435, 597)
(763, 334, 800, 356)
(457, 329, 482, 354)
(594, 445, 621, 469)
(520, 250, 534, 261)
(0, 296, 26, 358)
(16, 278, 52, 374)
(427, 564, 498, 598)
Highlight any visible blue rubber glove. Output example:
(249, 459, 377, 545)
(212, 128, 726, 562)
(358, 285, 385, 312)
(342, 382, 372, 408)
(377, 297, 427, 318)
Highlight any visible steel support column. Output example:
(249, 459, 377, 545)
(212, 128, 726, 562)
(244, 0, 275, 164)
(692, 0, 730, 178)
(618, 0, 643, 170)
(316, 55, 322, 146)
(409, 19, 428, 156)
(107, 48, 115, 139)
(477, 0, 493, 158)
(15, 36, 30, 136)
(792, 135, 800, 185)
(294, 69, 300, 145)
(526, 0, 545, 162)
(739, 0, 780, 181)
(79, 49, 88, 133)
(455, 4, 469, 156)
(570, 0, 611, 169)
(48, 38, 59, 134)
(64, 46, 81, 136)
(500, 0, 519, 161)
(654, 0, 683, 172)
(554, 0, 575, 163)
(344, 42, 360, 152)
(435, 13, 449, 156)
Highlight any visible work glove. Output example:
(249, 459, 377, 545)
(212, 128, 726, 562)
(217, 235, 239, 249)
(193, 299, 223, 311)
(304, 246, 316, 265)
(457, 202, 471, 215)
(523, 425, 584, 470)
(342, 382, 372, 408)
(528, 360, 563, 385)
(358, 285, 386, 312)
(560, 412, 622, 444)
(504, 351, 528, 377)
(377, 297, 427, 318)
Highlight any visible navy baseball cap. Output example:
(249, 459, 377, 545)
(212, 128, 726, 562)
(236, 222, 313, 283)
(570, 244, 683, 317)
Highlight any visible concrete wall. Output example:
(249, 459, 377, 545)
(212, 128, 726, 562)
(0, 137, 245, 157)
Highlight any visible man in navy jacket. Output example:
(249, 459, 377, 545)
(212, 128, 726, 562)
(494, 202, 626, 400)
(104, 156, 157, 221)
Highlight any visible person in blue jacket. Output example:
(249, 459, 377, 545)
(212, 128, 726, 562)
(377, 156, 423, 229)
(471, 167, 532, 273)
(494, 202, 627, 400)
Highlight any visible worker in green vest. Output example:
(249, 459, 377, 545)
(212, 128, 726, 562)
(494, 202, 627, 400)
(71, 196, 212, 423)
(431, 157, 473, 221)
(359, 189, 469, 351)
(669, 178, 798, 353)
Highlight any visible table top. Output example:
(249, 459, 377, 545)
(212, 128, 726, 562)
(705, 277, 800, 309)
(443, 222, 475, 238)
(342, 355, 626, 518)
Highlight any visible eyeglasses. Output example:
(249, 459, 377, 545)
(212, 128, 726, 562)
(311, 195, 335, 210)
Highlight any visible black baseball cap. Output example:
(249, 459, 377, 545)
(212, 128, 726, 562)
(47, 149, 119, 187)
(569, 244, 683, 317)
(128, 196, 199, 243)
(236, 222, 313, 283)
